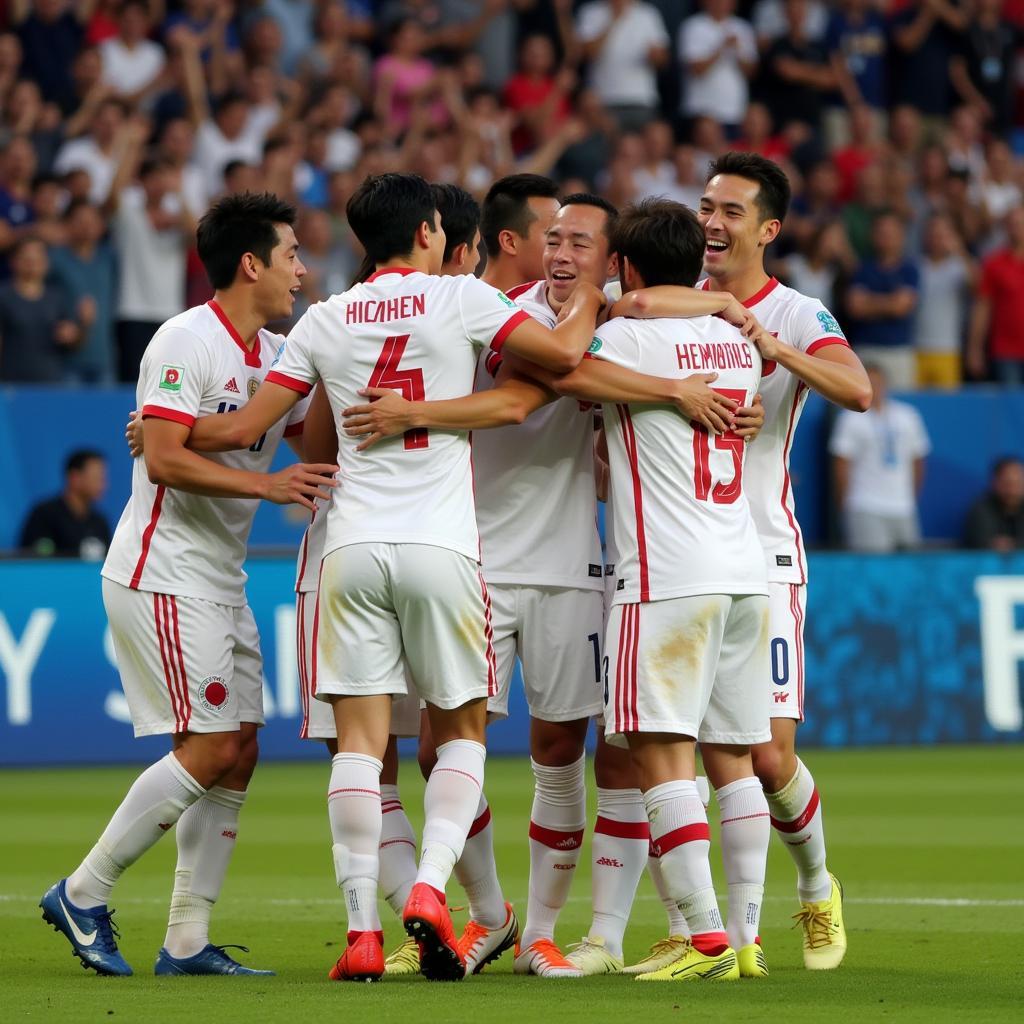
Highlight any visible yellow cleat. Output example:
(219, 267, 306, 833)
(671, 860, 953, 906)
(736, 942, 768, 978)
(636, 943, 740, 982)
(382, 936, 420, 975)
(565, 936, 624, 975)
(793, 872, 847, 970)
(621, 935, 690, 975)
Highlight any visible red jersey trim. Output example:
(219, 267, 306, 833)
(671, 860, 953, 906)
(365, 267, 418, 282)
(283, 420, 305, 438)
(742, 277, 780, 308)
(617, 405, 650, 602)
(489, 309, 531, 353)
(266, 370, 313, 396)
(141, 405, 196, 428)
(484, 349, 503, 377)
(505, 279, 541, 300)
(130, 484, 165, 588)
(208, 299, 262, 367)
(806, 336, 850, 356)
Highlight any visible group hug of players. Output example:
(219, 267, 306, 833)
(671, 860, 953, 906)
(39, 152, 871, 984)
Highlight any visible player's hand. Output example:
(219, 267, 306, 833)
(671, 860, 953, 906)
(734, 393, 764, 442)
(672, 373, 736, 434)
(557, 281, 607, 323)
(742, 316, 780, 360)
(716, 295, 755, 331)
(125, 410, 144, 458)
(264, 463, 338, 510)
(342, 387, 416, 451)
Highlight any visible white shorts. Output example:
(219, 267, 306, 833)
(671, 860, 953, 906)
(314, 543, 496, 711)
(486, 585, 605, 723)
(296, 590, 421, 740)
(603, 593, 771, 748)
(767, 582, 807, 721)
(102, 578, 264, 738)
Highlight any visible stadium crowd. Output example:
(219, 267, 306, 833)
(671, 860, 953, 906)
(0, 0, 1022, 389)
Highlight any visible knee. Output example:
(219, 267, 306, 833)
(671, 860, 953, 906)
(201, 732, 244, 781)
(531, 719, 588, 766)
(751, 741, 792, 794)
(233, 733, 260, 783)
(594, 741, 635, 789)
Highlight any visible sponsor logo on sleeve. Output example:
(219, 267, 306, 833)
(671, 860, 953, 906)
(247, 377, 259, 399)
(159, 364, 185, 392)
(497, 291, 516, 308)
(271, 342, 284, 368)
(776, 555, 793, 567)
(589, 564, 603, 578)
(587, 336, 603, 354)
(816, 310, 845, 338)
(616, 578, 625, 591)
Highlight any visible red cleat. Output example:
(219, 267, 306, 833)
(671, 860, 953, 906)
(328, 930, 385, 982)
(402, 883, 465, 981)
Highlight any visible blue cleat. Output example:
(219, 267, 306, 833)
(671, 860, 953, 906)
(39, 879, 133, 976)
(154, 944, 276, 976)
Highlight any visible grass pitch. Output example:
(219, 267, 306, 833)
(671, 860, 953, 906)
(2, 746, 1021, 1022)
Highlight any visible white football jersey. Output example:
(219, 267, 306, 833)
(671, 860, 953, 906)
(702, 277, 849, 583)
(103, 301, 307, 607)
(473, 279, 604, 590)
(268, 268, 529, 563)
(591, 315, 767, 604)
(295, 497, 326, 594)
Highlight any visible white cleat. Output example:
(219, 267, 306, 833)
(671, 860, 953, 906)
(457, 903, 519, 975)
(565, 936, 624, 975)
(513, 938, 583, 978)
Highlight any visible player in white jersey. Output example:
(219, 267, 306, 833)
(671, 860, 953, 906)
(180, 173, 606, 982)
(40, 193, 338, 978)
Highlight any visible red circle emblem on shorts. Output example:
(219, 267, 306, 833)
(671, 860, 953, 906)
(204, 681, 227, 707)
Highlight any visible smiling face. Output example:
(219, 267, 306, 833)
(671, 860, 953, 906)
(256, 223, 305, 321)
(543, 203, 613, 305)
(698, 173, 779, 280)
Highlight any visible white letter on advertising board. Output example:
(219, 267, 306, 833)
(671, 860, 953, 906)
(975, 576, 1024, 732)
(0, 609, 57, 725)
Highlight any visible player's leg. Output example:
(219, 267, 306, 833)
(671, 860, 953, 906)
(752, 583, 846, 970)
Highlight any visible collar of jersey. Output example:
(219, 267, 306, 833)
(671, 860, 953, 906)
(208, 299, 262, 367)
(365, 267, 420, 283)
(700, 275, 779, 308)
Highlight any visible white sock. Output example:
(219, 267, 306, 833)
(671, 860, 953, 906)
(453, 794, 506, 928)
(66, 753, 205, 908)
(587, 788, 649, 957)
(765, 758, 831, 902)
(644, 780, 726, 952)
(717, 777, 770, 950)
(164, 785, 246, 958)
(416, 739, 486, 894)
(647, 852, 690, 937)
(521, 753, 586, 949)
(328, 753, 383, 934)
(379, 784, 418, 919)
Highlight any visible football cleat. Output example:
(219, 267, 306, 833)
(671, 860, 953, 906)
(513, 938, 583, 978)
(154, 943, 275, 976)
(621, 935, 690, 975)
(793, 872, 847, 970)
(737, 940, 769, 978)
(383, 936, 420, 975)
(458, 903, 519, 975)
(403, 882, 465, 981)
(636, 942, 740, 982)
(328, 930, 385, 982)
(565, 936, 624, 975)
(39, 879, 132, 977)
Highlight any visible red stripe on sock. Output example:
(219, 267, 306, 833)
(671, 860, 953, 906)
(327, 788, 380, 798)
(594, 815, 650, 840)
(770, 787, 820, 834)
(720, 812, 770, 826)
(433, 767, 482, 789)
(692, 931, 729, 956)
(529, 821, 584, 851)
(381, 801, 404, 813)
(650, 821, 710, 857)
(379, 838, 416, 850)
(467, 805, 492, 839)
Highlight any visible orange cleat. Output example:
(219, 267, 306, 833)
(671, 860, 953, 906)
(458, 903, 519, 975)
(328, 930, 384, 982)
(403, 883, 465, 982)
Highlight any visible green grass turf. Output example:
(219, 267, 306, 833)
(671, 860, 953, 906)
(2, 746, 1021, 1022)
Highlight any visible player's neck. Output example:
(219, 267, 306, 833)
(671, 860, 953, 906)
(481, 259, 532, 295)
(210, 290, 264, 348)
(711, 264, 771, 306)
(375, 254, 433, 276)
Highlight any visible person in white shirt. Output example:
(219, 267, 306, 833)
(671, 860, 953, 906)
(575, 0, 670, 131)
(679, 0, 758, 132)
(40, 192, 335, 980)
(99, 1, 166, 104)
(53, 98, 127, 204)
(831, 364, 930, 552)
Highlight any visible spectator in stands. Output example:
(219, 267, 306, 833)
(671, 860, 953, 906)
(963, 456, 1024, 552)
(789, 159, 843, 250)
(18, 447, 111, 559)
(913, 212, 974, 389)
(678, 0, 757, 136)
(0, 135, 38, 242)
(0, 236, 82, 383)
(575, 0, 670, 132)
(53, 96, 128, 204)
(503, 33, 573, 156)
(752, 0, 828, 49)
(968, 204, 1024, 384)
(825, 0, 888, 137)
(49, 199, 116, 385)
(99, 0, 166, 105)
(12, 0, 87, 112)
(950, 0, 1019, 136)
(846, 210, 920, 390)
(977, 139, 1022, 238)
(842, 161, 887, 259)
(830, 364, 930, 553)
(776, 220, 856, 311)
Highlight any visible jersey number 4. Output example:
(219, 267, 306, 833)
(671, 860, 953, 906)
(369, 334, 428, 450)
(691, 388, 746, 505)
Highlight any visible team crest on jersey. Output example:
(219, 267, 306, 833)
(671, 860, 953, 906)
(588, 336, 602, 354)
(247, 377, 259, 399)
(159, 364, 184, 392)
(816, 310, 845, 337)
(199, 675, 229, 713)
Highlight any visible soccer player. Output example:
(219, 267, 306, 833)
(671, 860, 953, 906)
(179, 172, 606, 982)
(40, 192, 337, 977)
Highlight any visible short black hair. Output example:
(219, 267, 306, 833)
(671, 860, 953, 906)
(480, 173, 559, 257)
(196, 191, 297, 290)
(560, 192, 619, 239)
(346, 173, 437, 265)
(65, 449, 104, 475)
(611, 198, 705, 288)
(992, 456, 1023, 478)
(432, 183, 480, 264)
(706, 151, 791, 223)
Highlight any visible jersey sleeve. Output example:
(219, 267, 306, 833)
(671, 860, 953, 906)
(140, 326, 213, 428)
(265, 314, 319, 396)
(587, 319, 642, 372)
(786, 297, 850, 356)
(458, 276, 532, 355)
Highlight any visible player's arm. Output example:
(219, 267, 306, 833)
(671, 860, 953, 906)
(186, 381, 304, 452)
(610, 285, 753, 330)
(500, 282, 606, 373)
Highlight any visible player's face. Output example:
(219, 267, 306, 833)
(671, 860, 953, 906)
(698, 174, 778, 281)
(426, 209, 446, 275)
(261, 223, 305, 319)
(516, 195, 560, 281)
(443, 227, 481, 277)
(543, 204, 612, 306)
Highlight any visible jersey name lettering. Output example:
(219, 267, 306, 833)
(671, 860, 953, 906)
(345, 295, 426, 325)
(675, 341, 753, 372)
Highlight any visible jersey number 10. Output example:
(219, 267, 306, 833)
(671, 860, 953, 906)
(691, 388, 746, 505)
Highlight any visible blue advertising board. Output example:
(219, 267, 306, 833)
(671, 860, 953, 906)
(1, 554, 1022, 765)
